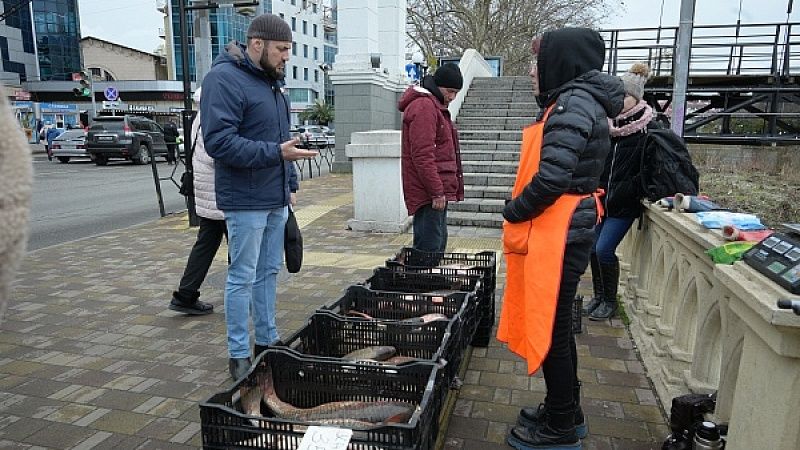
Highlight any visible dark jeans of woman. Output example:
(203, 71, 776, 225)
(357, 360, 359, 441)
(593, 216, 636, 264)
(412, 204, 448, 253)
(176, 217, 227, 299)
(541, 238, 593, 413)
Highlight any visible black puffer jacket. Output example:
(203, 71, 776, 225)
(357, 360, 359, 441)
(503, 28, 625, 243)
(600, 125, 653, 218)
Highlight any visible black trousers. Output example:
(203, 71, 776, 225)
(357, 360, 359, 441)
(166, 143, 177, 163)
(412, 204, 448, 253)
(176, 217, 227, 299)
(541, 238, 593, 413)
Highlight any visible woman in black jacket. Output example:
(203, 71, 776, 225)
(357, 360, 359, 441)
(498, 28, 624, 449)
(585, 63, 654, 321)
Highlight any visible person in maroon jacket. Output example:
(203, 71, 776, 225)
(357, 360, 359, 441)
(398, 63, 465, 253)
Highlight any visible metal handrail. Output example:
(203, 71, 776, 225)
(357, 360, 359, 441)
(600, 22, 800, 77)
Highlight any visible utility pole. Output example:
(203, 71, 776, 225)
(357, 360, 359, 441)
(670, 0, 696, 137)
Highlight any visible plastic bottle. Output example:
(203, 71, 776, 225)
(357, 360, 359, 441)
(693, 421, 724, 450)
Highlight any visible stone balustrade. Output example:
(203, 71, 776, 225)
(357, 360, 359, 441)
(619, 205, 800, 450)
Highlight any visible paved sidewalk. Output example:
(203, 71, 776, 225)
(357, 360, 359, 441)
(1, 173, 667, 449)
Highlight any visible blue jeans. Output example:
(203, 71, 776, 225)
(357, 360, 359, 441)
(224, 207, 288, 358)
(593, 216, 636, 264)
(413, 204, 448, 253)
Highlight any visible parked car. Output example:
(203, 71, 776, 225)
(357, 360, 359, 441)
(292, 125, 334, 149)
(50, 129, 88, 163)
(86, 116, 168, 166)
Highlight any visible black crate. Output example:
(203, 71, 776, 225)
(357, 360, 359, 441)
(364, 267, 482, 297)
(383, 251, 496, 347)
(283, 312, 457, 380)
(200, 348, 443, 450)
(318, 285, 479, 366)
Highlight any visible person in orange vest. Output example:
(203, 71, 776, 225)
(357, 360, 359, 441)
(497, 28, 624, 450)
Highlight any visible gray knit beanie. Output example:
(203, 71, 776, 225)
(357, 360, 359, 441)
(247, 13, 292, 42)
(620, 62, 650, 101)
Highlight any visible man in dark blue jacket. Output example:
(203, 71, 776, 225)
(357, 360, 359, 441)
(201, 13, 317, 381)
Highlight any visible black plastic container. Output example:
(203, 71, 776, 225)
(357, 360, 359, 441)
(283, 312, 457, 381)
(318, 285, 479, 368)
(384, 248, 497, 347)
(200, 348, 443, 450)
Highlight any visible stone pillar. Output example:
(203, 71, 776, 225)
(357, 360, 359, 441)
(345, 130, 411, 233)
(330, 0, 408, 173)
(378, 0, 406, 78)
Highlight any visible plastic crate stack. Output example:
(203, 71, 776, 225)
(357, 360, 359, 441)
(384, 247, 498, 347)
(199, 248, 494, 450)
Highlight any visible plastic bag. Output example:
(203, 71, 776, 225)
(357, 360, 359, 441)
(705, 241, 756, 264)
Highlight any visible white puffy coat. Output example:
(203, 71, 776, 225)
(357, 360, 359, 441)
(190, 114, 224, 221)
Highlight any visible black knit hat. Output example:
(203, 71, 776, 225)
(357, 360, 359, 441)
(247, 13, 292, 42)
(434, 63, 463, 90)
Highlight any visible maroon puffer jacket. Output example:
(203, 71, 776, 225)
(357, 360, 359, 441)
(398, 85, 464, 215)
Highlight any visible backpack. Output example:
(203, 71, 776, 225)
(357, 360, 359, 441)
(638, 124, 700, 202)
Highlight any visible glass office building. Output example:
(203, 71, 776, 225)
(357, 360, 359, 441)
(32, 0, 82, 81)
(170, 0, 270, 81)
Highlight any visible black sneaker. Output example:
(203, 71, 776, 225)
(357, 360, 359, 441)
(588, 301, 617, 321)
(169, 298, 213, 315)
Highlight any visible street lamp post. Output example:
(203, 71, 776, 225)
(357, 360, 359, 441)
(411, 51, 424, 83)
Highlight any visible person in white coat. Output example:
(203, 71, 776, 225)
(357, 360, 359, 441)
(0, 95, 32, 324)
(169, 87, 227, 315)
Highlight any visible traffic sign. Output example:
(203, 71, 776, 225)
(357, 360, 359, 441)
(102, 100, 122, 110)
(104, 86, 119, 101)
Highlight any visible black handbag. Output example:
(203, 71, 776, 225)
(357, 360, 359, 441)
(178, 129, 200, 196)
(284, 205, 303, 273)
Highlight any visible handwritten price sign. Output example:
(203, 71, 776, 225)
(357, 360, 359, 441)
(297, 426, 353, 450)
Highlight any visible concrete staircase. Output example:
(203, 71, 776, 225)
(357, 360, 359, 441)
(450, 76, 539, 228)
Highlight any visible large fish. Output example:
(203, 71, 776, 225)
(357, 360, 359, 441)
(399, 313, 449, 324)
(239, 380, 263, 426)
(260, 368, 416, 427)
(341, 345, 396, 361)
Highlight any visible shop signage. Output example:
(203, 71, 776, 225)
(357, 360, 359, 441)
(128, 104, 155, 113)
(40, 103, 78, 112)
(102, 101, 122, 110)
(14, 90, 31, 100)
(12, 101, 33, 109)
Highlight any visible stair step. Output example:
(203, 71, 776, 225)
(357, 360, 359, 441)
(459, 140, 522, 151)
(448, 211, 503, 228)
(464, 185, 512, 199)
(460, 150, 519, 162)
(460, 102, 537, 109)
(462, 160, 518, 174)
(460, 131, 524, 141)
(450, 198, 505, 214)
(457, 117, 535, 127)
(463, 172, 515, 187)
(459, 109, 537, 118)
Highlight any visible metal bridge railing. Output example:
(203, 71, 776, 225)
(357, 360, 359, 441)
(600, 22, 800, 78)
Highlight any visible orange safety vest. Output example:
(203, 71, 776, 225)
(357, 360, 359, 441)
(496, 106, 601, 375)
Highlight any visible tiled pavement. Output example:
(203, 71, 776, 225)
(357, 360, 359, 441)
(1, 173, 668, 449)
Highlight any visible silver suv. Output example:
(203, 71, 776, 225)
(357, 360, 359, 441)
(86, 116, 168, 166)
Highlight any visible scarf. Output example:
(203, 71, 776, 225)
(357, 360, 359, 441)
(609, 100, 653, 137)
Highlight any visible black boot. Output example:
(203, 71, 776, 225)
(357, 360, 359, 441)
(582, 253, 603, 316)
(518, 383, 587, 439)
(229, 357, 251, 382)
(508, 410, 581, 450)
(589, 261, 619, 321)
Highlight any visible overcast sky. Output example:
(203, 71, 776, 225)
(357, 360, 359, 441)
(76, 0, 799, 54)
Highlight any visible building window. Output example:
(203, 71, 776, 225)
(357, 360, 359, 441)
(292, 42, 297, 55)
(303, 67, 309, 81)
(90, 67, 101, 78)
(291, 0, 296, 5)
(313, 24, 317, 37)
(302, 20, 307, 35)
(314, 69, 319, 82)
(291, 17, 296, 31)
(313, 47, 318, 61)
(293, 66, 298, 79)
(303, 44, 308, 58)
(312, 2, 317, 13)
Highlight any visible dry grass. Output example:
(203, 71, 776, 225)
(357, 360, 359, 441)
(694, 149, 800, 228)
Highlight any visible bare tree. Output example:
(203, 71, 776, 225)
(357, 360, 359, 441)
(407, 0, 621, 75)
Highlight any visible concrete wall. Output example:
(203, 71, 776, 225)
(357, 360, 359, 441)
(81, 38, 162, 81)
(330, 76, 404, 173)
(619, 206, 800, 450)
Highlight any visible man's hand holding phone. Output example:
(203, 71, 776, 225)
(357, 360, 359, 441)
(281, 137, 318, 161)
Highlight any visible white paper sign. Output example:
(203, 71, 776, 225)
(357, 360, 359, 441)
(297, 426, 353, 450)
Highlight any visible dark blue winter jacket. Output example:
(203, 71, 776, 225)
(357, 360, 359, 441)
(201, 41, 298, 211)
